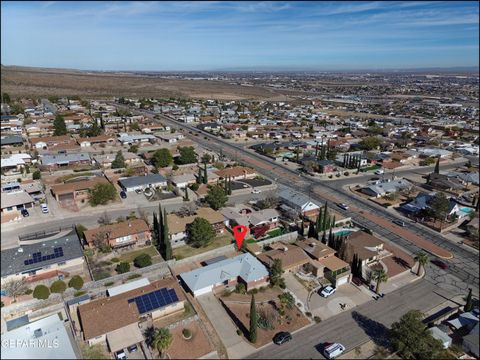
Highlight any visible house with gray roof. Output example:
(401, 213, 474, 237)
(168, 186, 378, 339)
(360, 179, 412, 198)
(1, 230, 84, 284)
(40, 153, 91, 169)
(0, 135, 23, 148)
(179, 253, 269, 296)
(279, 188, 320, 217)
(118, 173, 167, 192)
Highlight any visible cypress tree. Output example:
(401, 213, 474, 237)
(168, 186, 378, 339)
(315, 143, 319, 158)
(465, 288, 473, 312)
(158, 205, 164, 257)
(328, 233, 335, 249)
(352, 254, 357, 277)
(325, 215, 331, 231)
(308, 222, 316, 238)
(316, 208, 323, 233)
(328, 227, 333, 243)
(197, 166, 203, 184)
(184, 188, 189, 201)
(321, 231, 327, 244)
(332, 215, 336, 229)
(357, 256, 363, 279)
(163, 208, 172, 260)
(228, 177, 232, 195)
(203, 163, 208, 184)
(322, 202, 328, 232)
(249, 294, 257, 343)
(152, 212, 159, 247)
(434, 157, 440, 174)
(342, 154, 346, 168)
(357, 156, 362, 172)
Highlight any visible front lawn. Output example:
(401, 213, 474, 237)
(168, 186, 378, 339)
(118, 246, 160, 263)
(173, 234, 233, 259)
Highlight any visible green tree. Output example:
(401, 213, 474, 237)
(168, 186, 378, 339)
(53, 114, 67, 136)
(2, 92, 11, 104)
(249, 294, 258, 343)
(32, 169, 41, 180)
(10, 102, 25, 115)
(205, 185, 228, 210)
(128, 144, 139, 153)
(162, 208, 172, 260)
(359, 136, 381, 150)
(187, 217, 216, 248)
(427, 193, 450, 222)
(415, 252, 429, 276)
(270, 259, 285, 288)
(278, 292, 295, 309)
(464, 288, 473, 312)
(115, 262, 130, 274)
(111, 151, 126, 169)
(201, 153, 212, 164)
(177, 146, 198, 164)
(89, 183, 117, 206)
(152, 328, 173, 357)
(433, 157, 440, 174)
(152, 212, 159, 247)
(68, 275, 84, 290)
(134, 254, 152, 268)
(389, 310, 446, 360)
(372, 269, 388, 294)
(152, 148, 173, 168)
(50, 280, 67, 294)
(33, 285, 50, 300)
(130, 122, 141, 131)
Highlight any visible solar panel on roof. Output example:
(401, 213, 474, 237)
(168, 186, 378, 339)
(128, 288, 179, 315)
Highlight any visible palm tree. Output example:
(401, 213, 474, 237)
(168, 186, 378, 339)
(152, 328, 172, 358)
(372, 269, 388, 295)
(415, 252, 429, 276)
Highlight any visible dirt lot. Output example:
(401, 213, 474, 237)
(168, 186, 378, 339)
(221, 290, 310, 348)
(167, 320, 213, 359)
(1, 66, 287, 101)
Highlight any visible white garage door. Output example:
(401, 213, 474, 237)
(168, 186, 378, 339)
(336, 276, 349, 287)
(194, 286, 213, 297)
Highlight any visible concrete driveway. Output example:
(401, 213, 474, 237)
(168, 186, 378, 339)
(310, 284, 371, 320)
(197, 293, 256, 359)
(284, 272, 310, 310)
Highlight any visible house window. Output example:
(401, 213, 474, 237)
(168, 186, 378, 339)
(57, 261, 66, 266)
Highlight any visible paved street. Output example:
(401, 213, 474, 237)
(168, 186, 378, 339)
(248, 279, 454, 359)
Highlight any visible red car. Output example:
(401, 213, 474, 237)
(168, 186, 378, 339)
(431, 259, 449, 270)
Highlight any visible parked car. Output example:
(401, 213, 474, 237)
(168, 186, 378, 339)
(319, 286, 336, 298)
(120, 191, 127, 199)
(41, 204, 49, 214)
(252, 189, 261, 194)
(431, 259, 449, 270)
(393, 219, 406, 227)
(115, 350, 126, 360)
(273, 331, 292, 345)
(135, 188, 143, 194)
(323, 343, 346, 359)
(21, 209, 29, 217)
(127, 344, 138, 353)
(337, 203, 349, 210)
(374, 169, 384, 175)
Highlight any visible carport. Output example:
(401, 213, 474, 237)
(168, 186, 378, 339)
(106, 323, 144, 353)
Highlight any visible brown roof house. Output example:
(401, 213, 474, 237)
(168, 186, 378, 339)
(167, 207, 225, 248)
(296, 238, 351, 287)
(77, 278, 185, 349)
(50, 177, 110, 203)
(214, 166, 256, 180)
(257, 242, 311, 272)
(83, 219, 151, 249)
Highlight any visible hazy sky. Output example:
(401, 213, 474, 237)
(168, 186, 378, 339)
(1, 1, 479, 71)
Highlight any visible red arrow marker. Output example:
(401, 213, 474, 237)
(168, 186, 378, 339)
(233, 225, 248, 250)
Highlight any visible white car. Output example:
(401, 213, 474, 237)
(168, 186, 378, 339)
(319, 286, 336, 298)
(374, 169, 384, 175)
(323, 343, 346, 359)
(337, 203, 349, 210)
(41, 204, 49, 214)
(252, 189, 261, 194)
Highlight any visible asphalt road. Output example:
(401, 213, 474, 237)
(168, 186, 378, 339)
(144, 110, 478, 295)
(248, 280, 454, 359)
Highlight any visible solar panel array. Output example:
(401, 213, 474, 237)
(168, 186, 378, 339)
(23, 247, 64, 266)
(128, 288, 179, 314)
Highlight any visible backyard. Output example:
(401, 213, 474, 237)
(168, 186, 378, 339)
(173, 233, 233, 259)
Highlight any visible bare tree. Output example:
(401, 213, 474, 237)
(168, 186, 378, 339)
(3, 278, 28, 302)
(92, 229, 109, 249)
(137, 207, 150, 226)
(97, 211, 111, 225)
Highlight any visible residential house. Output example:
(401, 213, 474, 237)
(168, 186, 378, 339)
(117, 133, 157, 145)
(157, 133, 184, 143)
(40, 153, 91, 169)
(169, 173, 197, 189)
(341, 231, 386, 267)
(0, 135, 24, 150)
(30, 135, 74, 150)
(77, 278, 185, 348)
(220, 205, 280, 239)
(1, 191, 35, 222)
(77, 135, 116, 147)
(50, 177, 110, 202)
(214, 166, 256, 180)
(257, 242, 311, 272)
(0, 314, 77, 359)
(279, 188, 320, 217)
(463, 322, 479, 358)
(118, 173, 167, 192)
(0, 153, 32, 175)
(0, 230, 84, 284)
(83, 219, 151, 249)
(167, 207, 225, 248)
(179, 253, 269, 296)
(360, 179, 412, 198)
(93, 152, 143, 168)
(401, 192, 466, 219)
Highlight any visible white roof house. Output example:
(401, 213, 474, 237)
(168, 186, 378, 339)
(279, 189, 320, 214)
(0, 314, 77, 359)
(179, 253, 269, 296)
(429, 326, 452, 349)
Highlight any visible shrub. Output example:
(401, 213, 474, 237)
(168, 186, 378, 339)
(335, 173, 341, 177)
(133, 254, 152, 268)
(127, 273, 142, 280)
(314, 316, 321, 323)
(104, 281, 115, 287)
(32, 169, 41, 180)
(50, 280, 67, 294)
(33, 285, 50, 300)
(68, 275, 84, 290)
(248, 288, 258, 295)
(236, 329, 242, 336)
(189, 183, 199, 191)
(235, 283, 246, 294)
(182, 329, 192, 339)
(24, 288, 33, 295)
(258, 307, 278, 330)
(305, 312, 312, 317)
(111, 257, 120, 263)
(344, 171, 350, 176)
(74, 290, 86, 297)
(278, 292, 295, 309)
(115, 262, 130, 274)
(92, 270, 110, 281)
